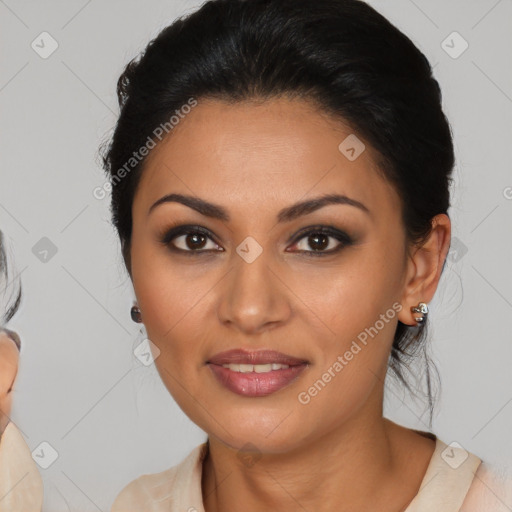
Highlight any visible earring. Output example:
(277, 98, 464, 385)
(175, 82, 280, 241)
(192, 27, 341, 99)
(131, 304, 142, 323)
(411, 302, 428, 325)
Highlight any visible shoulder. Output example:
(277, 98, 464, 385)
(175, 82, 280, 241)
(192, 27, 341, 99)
(460, 462, 512, 512)
(110, 442, 208, 512)
(111, 465, 179, 511)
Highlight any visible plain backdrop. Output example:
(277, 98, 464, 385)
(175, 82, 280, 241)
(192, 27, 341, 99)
(1, 0, 511, 509)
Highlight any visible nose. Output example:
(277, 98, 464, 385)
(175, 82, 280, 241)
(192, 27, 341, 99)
(217, 249, 292, 334)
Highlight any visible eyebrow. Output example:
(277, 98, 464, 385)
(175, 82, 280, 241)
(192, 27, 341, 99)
(148, 193, 370, 223)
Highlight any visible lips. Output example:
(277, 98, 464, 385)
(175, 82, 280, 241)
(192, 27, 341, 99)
(206, 349, 309, 397)
(207, 349, 308, 366)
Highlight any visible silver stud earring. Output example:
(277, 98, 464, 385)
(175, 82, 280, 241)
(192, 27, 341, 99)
(411, 302, 428, 325)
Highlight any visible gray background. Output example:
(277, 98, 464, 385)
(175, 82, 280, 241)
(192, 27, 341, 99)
(1, 0, 511, 509)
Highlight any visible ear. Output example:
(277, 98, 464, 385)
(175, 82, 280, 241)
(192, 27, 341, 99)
(397, 214, 451, 326)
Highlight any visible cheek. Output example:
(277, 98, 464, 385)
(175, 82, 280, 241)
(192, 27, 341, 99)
(131, 244, 214, 389)
(132, 239, 189, 334)
(292, 241, 402, 344)
(133, 277, 211, 425)
(288, 245, 402, 401)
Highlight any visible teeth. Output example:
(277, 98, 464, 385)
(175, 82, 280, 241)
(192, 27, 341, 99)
(221, 363, 290, 373)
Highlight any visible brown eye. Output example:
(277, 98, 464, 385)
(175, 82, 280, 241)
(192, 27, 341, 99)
(160, 225, 223, 254)
(297, 233, 332, 251)
(288, 226, 353, 257)
(179, 232, 209, 250)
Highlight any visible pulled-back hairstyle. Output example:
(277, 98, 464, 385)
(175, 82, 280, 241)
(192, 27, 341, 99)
(99, 0, 455, 423)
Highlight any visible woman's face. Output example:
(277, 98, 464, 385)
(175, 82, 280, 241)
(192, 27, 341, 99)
(129, 97, 424, 453)
(0, 331, 19, 435)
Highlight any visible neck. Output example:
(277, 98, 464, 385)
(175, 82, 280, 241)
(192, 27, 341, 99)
(202, 404, 434, 512)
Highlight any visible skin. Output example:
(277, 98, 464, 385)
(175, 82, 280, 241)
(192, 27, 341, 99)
(128, 96, 451, 512)
(0, 331, 19, 435)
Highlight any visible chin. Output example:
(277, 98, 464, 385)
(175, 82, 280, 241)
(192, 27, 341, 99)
(206, 410, 311, 455)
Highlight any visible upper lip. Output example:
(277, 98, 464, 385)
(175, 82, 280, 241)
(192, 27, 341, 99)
(207, 349, 308, 366)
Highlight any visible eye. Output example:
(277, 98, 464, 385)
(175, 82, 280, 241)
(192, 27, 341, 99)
(160, 225, 223, 254)
(159, 224, 353, 257)
(287, 226, 353, 257)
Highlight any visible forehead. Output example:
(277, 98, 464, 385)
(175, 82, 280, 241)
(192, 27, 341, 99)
(133, 97, 399, 222)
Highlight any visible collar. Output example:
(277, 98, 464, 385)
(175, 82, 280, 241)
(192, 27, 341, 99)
(0, 421, 44, 512)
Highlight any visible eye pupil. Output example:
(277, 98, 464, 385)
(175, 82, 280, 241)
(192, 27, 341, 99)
(309, 234, 329, 251)
(187, 233, 207, 250)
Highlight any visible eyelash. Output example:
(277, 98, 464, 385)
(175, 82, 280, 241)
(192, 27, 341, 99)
(158, 224, 354, 257)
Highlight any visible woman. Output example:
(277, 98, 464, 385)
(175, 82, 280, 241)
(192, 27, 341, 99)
(102, 0, 511, 510)
(0, 230, 43, 511)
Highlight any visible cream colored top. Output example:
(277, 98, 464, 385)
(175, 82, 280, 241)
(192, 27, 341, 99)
(111, 436, 511, 511)
(0, 421, 43, 512)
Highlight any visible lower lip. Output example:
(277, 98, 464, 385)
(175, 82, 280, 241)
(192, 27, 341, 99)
(207, 363, 307, 397)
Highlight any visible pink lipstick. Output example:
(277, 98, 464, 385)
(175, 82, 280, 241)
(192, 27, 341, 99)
(207, 349, 308, 397)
